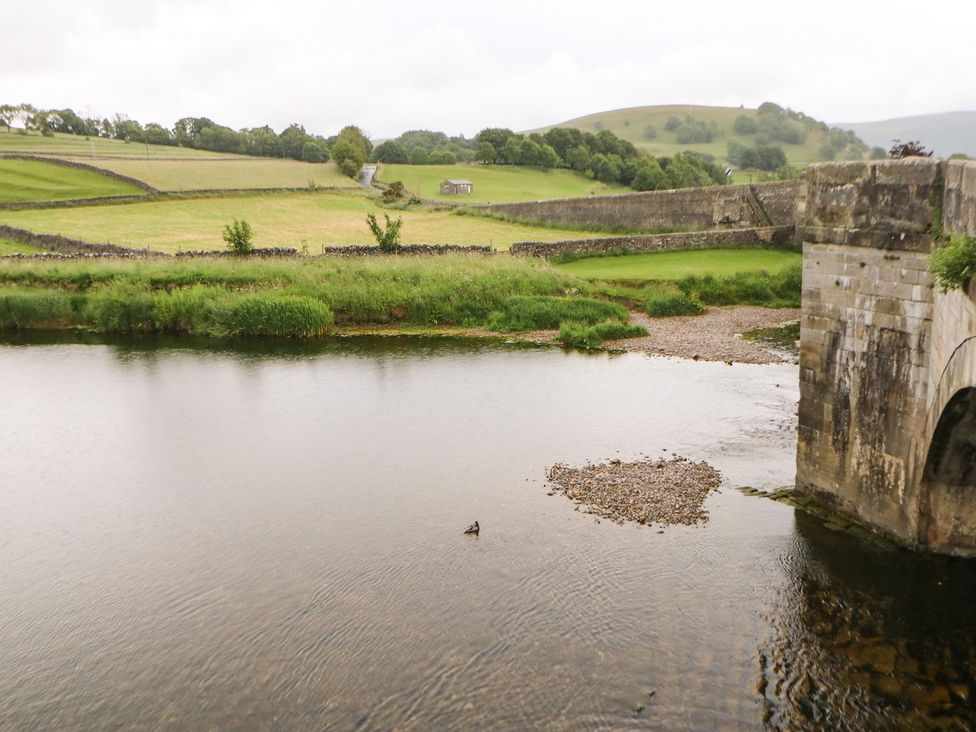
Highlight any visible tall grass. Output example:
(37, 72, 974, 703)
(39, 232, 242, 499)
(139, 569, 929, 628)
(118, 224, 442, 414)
(676, 264, 801, 307)
(0, 255, 619, 339)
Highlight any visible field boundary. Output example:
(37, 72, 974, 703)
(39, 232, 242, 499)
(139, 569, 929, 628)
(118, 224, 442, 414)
(510, 225, 796, 258)
(0, 186, 367, 211)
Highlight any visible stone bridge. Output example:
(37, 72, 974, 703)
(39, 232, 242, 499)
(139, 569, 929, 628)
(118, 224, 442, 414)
(797, 158, 976, 555)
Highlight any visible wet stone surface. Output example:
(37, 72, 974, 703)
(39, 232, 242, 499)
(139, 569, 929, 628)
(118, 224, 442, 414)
(545, 456, 723, 527)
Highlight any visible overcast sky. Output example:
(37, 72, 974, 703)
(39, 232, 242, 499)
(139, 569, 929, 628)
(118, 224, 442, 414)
(5, 0, 974, 139)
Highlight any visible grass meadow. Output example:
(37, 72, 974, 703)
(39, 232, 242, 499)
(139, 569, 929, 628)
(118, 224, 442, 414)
(554, 248, 802, 281)
(0, 130, 243, 159)
(377, 163, 630, 203)
(65, 158, 359, 192)
(0, 191, 609, 251)
(0, 159, 145, 202)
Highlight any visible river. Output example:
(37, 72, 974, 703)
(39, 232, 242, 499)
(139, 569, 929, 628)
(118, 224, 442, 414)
(1, 334, 974, 730)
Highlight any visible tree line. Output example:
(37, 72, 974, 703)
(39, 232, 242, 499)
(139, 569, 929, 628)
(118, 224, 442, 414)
(0, 103, 373, 178)
(374, 125, 727, 192)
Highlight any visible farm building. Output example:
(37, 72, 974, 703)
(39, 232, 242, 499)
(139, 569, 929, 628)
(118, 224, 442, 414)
(440, 179, 473, 195)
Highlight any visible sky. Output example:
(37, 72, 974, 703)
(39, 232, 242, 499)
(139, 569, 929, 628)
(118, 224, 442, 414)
(5, 0, 975, 139)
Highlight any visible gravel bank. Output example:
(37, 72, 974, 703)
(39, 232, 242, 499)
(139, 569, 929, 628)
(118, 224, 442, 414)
(545, 457, 723, 527)
(605, 306, 800, 364)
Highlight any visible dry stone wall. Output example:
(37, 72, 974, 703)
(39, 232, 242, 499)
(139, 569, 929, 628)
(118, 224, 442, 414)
(510, 226, 795, 258)
(481, 180, 798, 231)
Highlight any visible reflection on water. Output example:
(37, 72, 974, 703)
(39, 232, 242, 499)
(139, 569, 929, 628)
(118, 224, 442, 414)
(0, 333, 974, 730)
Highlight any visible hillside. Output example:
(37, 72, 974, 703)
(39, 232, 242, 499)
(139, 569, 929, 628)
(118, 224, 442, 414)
(0, 130, 245, 159)
(529, 104, 869, 167)
(833, 111, 976, 158)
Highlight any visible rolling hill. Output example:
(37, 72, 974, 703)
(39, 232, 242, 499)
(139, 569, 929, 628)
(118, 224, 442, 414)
(832, 111, 976, 158)
(529, 104, 870, 167)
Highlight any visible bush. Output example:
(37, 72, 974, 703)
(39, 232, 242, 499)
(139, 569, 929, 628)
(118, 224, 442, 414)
(0, 289, 73, 328)
(216, 295, 332, 337)
(486, 296, 628, 331)
(664, 116, 682, 132)
(931, 235, 976, 292)
(428, 148, 457, 165)
(301, 141, 325, 163)
(558, 319, 647, 349)
(222, 219, 254, 255)
(381, 180, 407, 203)
(645, 292, 704, 317)
(408, 147, 429, 165)
(366, 213, 403, 251)
(677, 264, 801, 307)
(643, 125, 658, 140)
(733, 115, 757, 135)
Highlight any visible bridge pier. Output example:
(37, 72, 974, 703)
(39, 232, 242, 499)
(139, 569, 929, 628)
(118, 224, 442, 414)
(796, 159, 976, 554)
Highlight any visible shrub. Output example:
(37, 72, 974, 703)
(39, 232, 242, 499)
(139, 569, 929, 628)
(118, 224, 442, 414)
(645, 292, 704, 317)
(301, 141, 325, 163)
(486, 296, 627, 331)
(664, 116, 682, 132)
(643, 125, 658, 140)
(382, 181, 407, 203)
(0, 289, 73, 328)
(733, 115, 757, 135)
(931, 235, 976, 292)
(558, 319, 647, 348)
(217, 295, 333, 337)
(366, 213, 403, 251)
(222, 219, 254, 255)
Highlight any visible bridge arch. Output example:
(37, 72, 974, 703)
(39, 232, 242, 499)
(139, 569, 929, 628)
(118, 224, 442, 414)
(918, 336, 976, 553)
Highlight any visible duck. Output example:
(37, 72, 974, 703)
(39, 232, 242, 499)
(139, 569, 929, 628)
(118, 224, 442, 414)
(463, 520, 480, 535)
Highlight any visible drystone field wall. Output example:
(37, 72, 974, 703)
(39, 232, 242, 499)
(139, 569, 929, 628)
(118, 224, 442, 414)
(510, 226, 795, 258)
(796, 158, 976, 555)
(481, 180, 798, 231)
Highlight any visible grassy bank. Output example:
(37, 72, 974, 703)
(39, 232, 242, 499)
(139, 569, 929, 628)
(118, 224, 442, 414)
(0, 191, 610, 251)
(554, 248, 801, 280)
(0, 255, 645, 346)
(0, 159, 145, 202)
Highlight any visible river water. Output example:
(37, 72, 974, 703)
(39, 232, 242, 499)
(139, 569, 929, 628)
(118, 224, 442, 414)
(1, 334, 974, 730)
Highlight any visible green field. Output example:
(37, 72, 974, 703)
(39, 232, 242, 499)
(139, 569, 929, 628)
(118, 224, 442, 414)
(0, 130, 243, 159)
(0, 191, 609, 251)
(555, 249, 802, 280)
(0, 237, 44, 254)
(0, 159, 145, 202)
(530, 104, 863, 167)
(63, 158, 358, 192)
(376, 163, 629, 203)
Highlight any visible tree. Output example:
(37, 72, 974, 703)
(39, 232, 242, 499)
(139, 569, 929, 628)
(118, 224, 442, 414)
(0, 104, 15, 133)
(428, 148, 457, 164)
(333, 137, 366, 177)
(373, 140, 408, 163)
(889, 140, 932, 158)
(302, 141, 325, 163)
(500, 136, 522, 165)
(366, 213, 403, 252)
(223, 219, 254, 255)
(336, 125, 372, 160)
(632, 160, 668, 191)
(642, 125, 658, 140)
(754, 145, 787, 171)
(476, 127, 516, 152)
(664, 116, 682, 132)
(588, 153, 620, 184)
(870, 146, 888, 160)
(408, 146, 429, 165)
(279, 124, 311, 159)
(475, 141, 497, 163)
(538, 143, 561, 169)
(733, 115, 757, 135)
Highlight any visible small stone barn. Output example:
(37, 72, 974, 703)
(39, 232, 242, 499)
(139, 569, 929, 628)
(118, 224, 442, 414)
(440, 179, 473, 195)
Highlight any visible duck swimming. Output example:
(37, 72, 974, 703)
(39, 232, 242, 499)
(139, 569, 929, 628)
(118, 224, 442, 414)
(463, 521, 480, 535)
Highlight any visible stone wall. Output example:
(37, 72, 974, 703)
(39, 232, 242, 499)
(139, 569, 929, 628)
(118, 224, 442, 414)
(796, 158, 976, 553)
(510, 225, 795, 258)
(480, 180, 799, 231)
(0, 224, 162, 256)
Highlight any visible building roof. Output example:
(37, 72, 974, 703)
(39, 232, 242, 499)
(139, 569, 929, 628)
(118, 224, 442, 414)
(444, 179, 473, 185)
